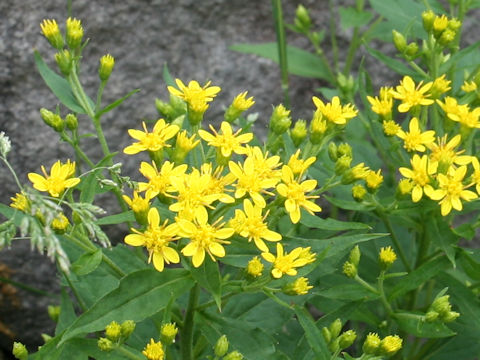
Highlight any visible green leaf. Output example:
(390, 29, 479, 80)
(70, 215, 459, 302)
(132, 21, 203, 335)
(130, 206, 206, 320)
(34, 51, 85, 114)
(55, 289, 77, 335)
(339, 7, 373, 30)
(300, 212, 371, 231)
(294, 305, 330, 360)
(230, 42, 334, 82)
(368, 0, 425, 35)
(79, 171, 101, 204)
(71, 248, 103, 276)
(452, 223, 475, 241)
(162, 63, 176, 88)
(427, 217, 458, 267)
(394, 312, 456, 338)
(388, 256, 451, 301)
(318, 283, 379, 301)
(96, 210, 135, 225)
(96, 89, 140, 117)
(189, 259, 222, 310)
(323, 195, 376, 211)
(364, 44, 416, 77)
(59, 268, 192, 345)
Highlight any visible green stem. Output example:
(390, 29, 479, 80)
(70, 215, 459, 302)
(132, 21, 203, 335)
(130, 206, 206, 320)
(354, 275, 379, 295)
(115, 344, 144, 360)
(62, 269, 87, 311)
(95, 80, 107, 114)
(271, 0, 290, 108)
(0, 276, 58, 298)
(328, 0, 339, 72)
(263, 288, 293, 309)
(181, 284, 199, 360)
(378, 270, 394, 316)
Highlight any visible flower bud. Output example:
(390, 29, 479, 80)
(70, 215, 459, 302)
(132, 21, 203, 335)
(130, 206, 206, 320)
(246, 256, 264, 278)
(51, 213, 70, 234)
(337, 143, 352, 158)
(270, 104, 292, 135)
(362, 332, 380, 354)
(342, 261, 357, 278)
(422, 10, 435, 33)
(160, 322, 178, 345)
(448, 18, 461, 31)
(55, 49, 72, 76)
(99, 54, 115, 81)
(155, 98, 175, 118)
(0, 131, 11, 158)
(40, 19, 64, 49)
(225, 91, 255, 123)
(120, 320, 136, 338)
(12, 342, 28, 360)
(431, 295, 451, 315)
(66, 17, 83, 49)
(378, 335, 402, 357)
(329, 318, 342, 340)
(397, 179, 413, 197)
(365, 169, 383, 191)
(392, 30, 407, 53)
(321, 327, 332, 344)
(405, 42, 419, 59)
(40, 108, 64, 132)
(335, 155, 352, 175)
(105, 321, 122, 341)
(348, 245, 361, 267)
(379, 246, 397, 270)
(328, 142, 338, 162)
(352, 184, 367, 202)
(282, 277, 313, 295)
(338, 330, 357, 349)
(214, 335, 229, 357)
(48, 305, 60, 322)
(294, 5, 312, 33)
(97, 337, 114, 352)
(65, 113, 78, 131)
(425, 310, 439, 322)
(433, 15, 449, 36)
(442, 311, 460, 322)
(291, 120, 307, 147)
(310, 112, 327, 144)
(223, 350, 244, 360)
(328, 338, 340, 353)
(439, 29, 456, 46)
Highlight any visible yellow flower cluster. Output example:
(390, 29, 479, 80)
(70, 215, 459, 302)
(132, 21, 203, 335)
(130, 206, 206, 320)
(122, 79, 319, 288)
(368, 74, 480, 216)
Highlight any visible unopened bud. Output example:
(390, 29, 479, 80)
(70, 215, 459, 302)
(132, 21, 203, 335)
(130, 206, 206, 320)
(99, 54, 115, 81)
(322, 327, 332, 344)
(422, 10, 435, 32)
(291, 120, 307, 146)
(362, 332, 381, 354)
(348, 245, 361, 267)
(98, 337, 114, 352)
(442, 311, 460, 322)
(214, 335, 229, 357)
(392, 30, 407, 53)
(425, 310, 439, 322)
(328, 142, 338, 161)
(65, 113, 78, 131)
(405, 42, 419, 59)
(120, 320, 136, 338)
(439, 29, 456, 46)
(40, 108, 64, 132)
(338, 330, 356, 349)
(432, 295, 451, 315)
(337, 143, 352, 158)
(12, 342, 28, 360)
(270, 104, 292, 135)
(160, 322, 178, 345)
(105, 321, 122, 341)
(378, 335, 402, 357)
(335, 155, 352, 175)
(223, 350, 244, 360)
(55, 49, 72, 76)
(294, 5, 312, 33)
(448, 18, 461, 31)
(48, 305, 60, 322)
(329, 318, 342, 339)
(156, 98, 175, 118)
(343, 261, 357, 278)
(352, 184, 367, 202)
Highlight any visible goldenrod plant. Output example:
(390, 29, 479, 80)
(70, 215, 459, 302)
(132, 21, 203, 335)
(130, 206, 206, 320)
(3, 1, 480, 359)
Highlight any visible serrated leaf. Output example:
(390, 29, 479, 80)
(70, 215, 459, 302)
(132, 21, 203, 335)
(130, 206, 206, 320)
(394, 312, 456, 338)
(71, 248, 103, 276)
(300, 212, 371, 231)
(96, 89, 140, 117)
(34, 51, 85, 113)
(339, 7, 373, 30)
(294, 305, 330, 360)
(59, 268, 192, 345)
(230, 42, 334, 82)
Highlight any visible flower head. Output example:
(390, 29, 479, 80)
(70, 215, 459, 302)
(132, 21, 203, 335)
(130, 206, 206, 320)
(143, 339, 164, 360)
(99, 54, 115, 81)
(276, 165, 321, 224)
(168, 79, 220, 116)
(10, 192, 30, 213)
(178, 209, 234, 267)
(367, 87, 393, 118)
(124, 119, 179, 155)
(430, 74, 451, 98)
(246, 256, 264, 278)
(379, 246, 397, 269)
(172, 130, 199, 163)
(28, 160, 80, 197)
(391, 76, 434, 112)
(232, 91, 255, 111)
(365, 169, 383, 191)
(283, 277, 313, 295)
(198, 122, 253, 157)
(428, 134, 472, 171)
(461, 80, 477, 93)
(123, 191, 152, 224)
(40, 19, 64, 49)
(378, 335, 402, 357)
(312, 96, 358, 125)
(262, 243, 315, 278)
(125, 207, 179, 271)
(396, 117, 435, 152)
(287, 150, 316, 177)
(383, 120, 401, 136)
(65, 17, 83, 49)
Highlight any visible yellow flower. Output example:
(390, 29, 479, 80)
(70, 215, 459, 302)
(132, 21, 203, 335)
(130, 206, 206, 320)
(367, 87, 393, 117)
(382, 120, 401, 136)
(173, 130, 200, 162)
(430, 74, 451, 98)
(365, 169, 383, 190)
(99, 54, 115, 81)
(177, 208, 234, 267)
(283, 277, 313, 295)
(351, 162, 370, 180)
(276, 165, 321, 224)
(122, 191, 152, 224)
(105, 321, 122, 341)
(396, 117, 435, 152)
(437, 96, 462, 120)
(40, 19, 64, 49)
(245, 146, 282, 181)
(310, 112, 327, 144)
(142, 339, 164, 360)
(10, 192, 30, 213)
(312, 96, 358, 125)
(65, 17, 83, 49)
(448, 104, 480, 129)
(51, 213, 70, 233)
(138, 161, 188, 199)
(471, 157, 480, 194)
(397, 178, 414, 195)
(125, 207, 179, 271)
(461, 80, 477, 92)
(261, 243, 314, 279)
(391, 76, 434, 112)
(198, 121, 253, 157)
(433, 14, 449, 33)
(429, 166, 477, 216)
(123, 119, 179, 155)
(246, 256, 264, 277)
(230, 199, 282, 252)
(399, 154, 437, 202)
(427, 134, 472, 171)
(28, 160, 80, 197)
(379, 246, 397, 268)
(167, 79, 220, 114)
(199, 163, 235, 204)
(232, 91, 255, 111)
(169, 167, 227, 220)
(379, 335, 402, 357)
(363, 332, 381, 354)
(160, 323, 178, 345)
(287, 150, 316, 177)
